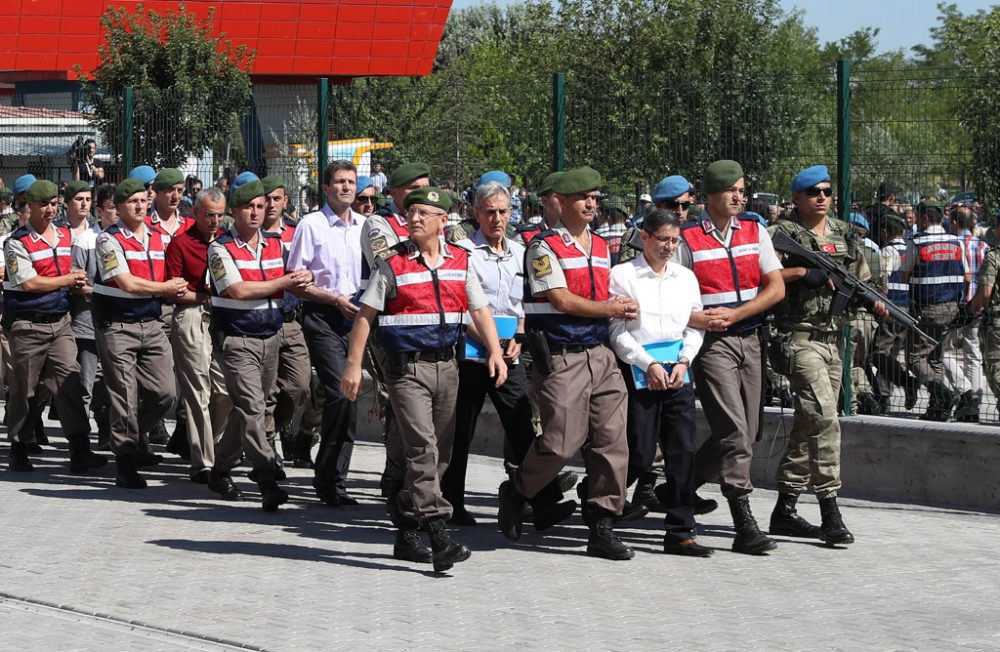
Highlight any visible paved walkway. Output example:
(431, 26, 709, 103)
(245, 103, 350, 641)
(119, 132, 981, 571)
(1, 433, 999, 651)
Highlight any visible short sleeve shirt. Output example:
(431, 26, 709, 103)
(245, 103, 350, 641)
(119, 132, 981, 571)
(207, 228, 271, 296)
(95, 225, 152, 282)
(361, 242, 488, 312)
(4, 224, 69, 287)
(977, 248, 1000, 294)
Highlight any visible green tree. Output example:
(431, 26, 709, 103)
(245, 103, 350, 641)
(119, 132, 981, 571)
(78, 3, 254, 170)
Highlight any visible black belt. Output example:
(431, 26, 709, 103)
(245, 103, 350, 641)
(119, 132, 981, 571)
(11, 311, 67, 324)
(283, 309, 302, 324)
(398, 348, 455, 364)
(222, 330, 278, 340)
(549, 342, 601, 355)
(108, 315, 160, 325)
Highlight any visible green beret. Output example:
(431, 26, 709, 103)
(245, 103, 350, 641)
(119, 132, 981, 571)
(538, 172, 563, 196)
(527, 192, 542, 208)
(152, 168, 183, 191)
(261, 175, 286, 195)
(917, 199, 943, 212)
(63, 180, 91, 201)
(702, 160, 744, 195)
(448, 190, 463, 206)
(389, 162, 431, 189)
(25, 180, 59, 203)
(0, 187, 14, 200)
(404, 186, 452, 212)
(551, 166, 602, 195)
(884, 214, 907, 229)
(602, 196, 628, 214)
(230, 179, 265, 208)
(114, 178, 147, 205)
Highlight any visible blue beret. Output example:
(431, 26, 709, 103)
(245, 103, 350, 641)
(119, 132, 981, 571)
(12, 174, 37, 196)
(127, 165, 156, 185)
(791, 165, 831, 193)
(478, 170, 511, 188)
(741, 211, 769, 227)
(356, 175, 374, 194)
(233, 171, 260, 189)
(652, 175, 690, 202)
(849, 212, 870, 230)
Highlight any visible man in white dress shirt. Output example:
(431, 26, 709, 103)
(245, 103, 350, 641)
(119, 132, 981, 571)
(610, 209, 709, 556)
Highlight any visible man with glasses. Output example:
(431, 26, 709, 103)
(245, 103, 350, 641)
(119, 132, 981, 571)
(352, 176, 378, 218)
(287, 160, 366, 507)
(684, 160, 785, 556)
(768, 165, 884, 546)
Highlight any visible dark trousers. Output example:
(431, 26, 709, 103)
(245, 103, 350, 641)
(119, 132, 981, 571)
(303, 304, 357, 494)
(625, 379, 697, 541)
(442, 360, 562, 510)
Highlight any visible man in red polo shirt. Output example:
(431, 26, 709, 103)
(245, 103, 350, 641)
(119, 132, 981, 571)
(165, 186, 232, 483)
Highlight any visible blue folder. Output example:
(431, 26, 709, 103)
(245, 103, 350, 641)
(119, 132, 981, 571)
(630, 340, 689, 389)
(465, 315, 518, 361)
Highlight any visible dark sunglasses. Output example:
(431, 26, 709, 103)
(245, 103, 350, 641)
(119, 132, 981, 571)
(355, 196, 377, 204)
(804, 187, 833, 198)
(663, 200, 692, 210)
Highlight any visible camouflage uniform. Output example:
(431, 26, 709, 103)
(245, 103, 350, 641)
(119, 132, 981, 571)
(848, 236, 884, 413)
(768, 216, 870, 499)
(977, 249, 1000, 404)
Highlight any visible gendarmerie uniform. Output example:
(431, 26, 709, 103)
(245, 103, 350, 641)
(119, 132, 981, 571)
(4, 179, 102, 474)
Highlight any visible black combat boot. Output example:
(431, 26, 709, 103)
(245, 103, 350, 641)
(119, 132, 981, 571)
(136, 432, 163, 468)
(68, 435, 108, 474)
(497, 480, 526, 541)
(818, 495, 854, 545)
(426, 519, 471, 572)
(8, 441, 34, 472)
(632, 471, 663, 512)
(393, 528, 432, 564)
(94, 405, 111, 451)
(115, 454, 147, 489)
(579, 477, 648, 522)
(921, 381, 954, 422)
(164, 428, 190, 460)
(856, 392, 882, 415)
(586, 512, 635, 561)
(955, 390, 981, 423)
(208, 468, 243, 501)
(904, 376, 920, 410)
(728, 495, 777, 555)
(258, 479, 289, 512)
(34, 417, 49, 446)
(769, 493, 822, 539)
(149, 419, 170, 445)
(532, 500, 577, 532)
(556, 470, 578, 494)
(292, 430, 316, 469)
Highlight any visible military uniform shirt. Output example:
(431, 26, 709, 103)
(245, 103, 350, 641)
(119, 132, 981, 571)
(4, 223, 69, 287)
(208, 228, 276, 295)
(977, 249, 1000, 316)
(95, 225, 155, 283)
(361, 242, 488, 313)
(527, 226, 613, 295)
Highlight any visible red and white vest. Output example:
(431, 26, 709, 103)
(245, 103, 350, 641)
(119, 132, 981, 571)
(210, 230, 285, 337)
(93, 224, 167, 320)
(522, 229, 611, 346)
(377, 241, 469, 353)
(2, 225, 72, 315)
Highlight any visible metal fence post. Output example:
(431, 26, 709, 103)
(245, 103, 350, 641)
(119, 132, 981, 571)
(842, 322, 853, 416)
(317, 77, 329, 182)
(123, 86, 134, 174)
(836, 59, 851, 221)
(552, 72, 565, 172)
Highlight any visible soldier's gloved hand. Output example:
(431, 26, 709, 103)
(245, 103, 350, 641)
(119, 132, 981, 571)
(801, 268, 830, 289)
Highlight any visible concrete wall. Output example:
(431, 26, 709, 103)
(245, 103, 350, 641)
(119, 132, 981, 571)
(353, 379, 1000, 512)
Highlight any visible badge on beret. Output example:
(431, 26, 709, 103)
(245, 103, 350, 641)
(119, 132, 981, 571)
(427, 191, 440, 202)
(102, 251, 118, 271)
(532, 254, 552, 278)
(209, 254, 226, 281)
(371, 235, 389, 259)
(6, 251, 18, 276)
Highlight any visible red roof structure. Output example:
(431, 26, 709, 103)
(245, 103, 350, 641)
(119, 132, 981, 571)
(0, 0, 452, 82)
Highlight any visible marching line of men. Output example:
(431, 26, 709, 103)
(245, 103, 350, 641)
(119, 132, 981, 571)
(2, 157, 917, 574)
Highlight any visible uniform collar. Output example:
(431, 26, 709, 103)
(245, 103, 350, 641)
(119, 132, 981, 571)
(150, 209, 184, 227)
(229, 225, 265, 252)
(25, 221, 65, 244)
(117, 222, 149, 244)
(699, 214, 740, 234)
(404, 238, 452, 260)
(551, 224, 592, 255)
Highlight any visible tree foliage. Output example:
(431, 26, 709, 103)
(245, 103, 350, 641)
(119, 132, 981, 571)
(79, 3, 254, 170)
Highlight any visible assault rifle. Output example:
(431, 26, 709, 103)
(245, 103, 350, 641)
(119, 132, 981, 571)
(771, 229, 936, 345)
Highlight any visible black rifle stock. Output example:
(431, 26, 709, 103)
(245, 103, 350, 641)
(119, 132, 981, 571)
(771, 230, 937, 345)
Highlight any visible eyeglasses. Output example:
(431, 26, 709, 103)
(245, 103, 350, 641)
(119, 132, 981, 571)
(804, 187, 833, 198)
(355, 196, 377, 205)
(663, 200, 691, 210)
(407, 207, 447, 219)
(645, 233, 681, 245)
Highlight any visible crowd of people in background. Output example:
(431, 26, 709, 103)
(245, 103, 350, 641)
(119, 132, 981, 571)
(0, 156, 995, 574)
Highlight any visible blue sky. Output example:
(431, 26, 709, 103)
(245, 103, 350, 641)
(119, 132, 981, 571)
(449, 0, 998, 55)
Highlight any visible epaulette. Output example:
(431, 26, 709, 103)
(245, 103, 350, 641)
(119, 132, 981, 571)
(261, 231, 281, 240)
(10, 225, 30, 238)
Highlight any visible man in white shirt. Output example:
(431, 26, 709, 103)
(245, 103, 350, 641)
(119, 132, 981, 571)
(610, 209, 708, 556)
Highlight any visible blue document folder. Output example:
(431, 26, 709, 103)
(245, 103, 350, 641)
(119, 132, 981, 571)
(465, 315, 518, 361)
(631, 340, 689, 389)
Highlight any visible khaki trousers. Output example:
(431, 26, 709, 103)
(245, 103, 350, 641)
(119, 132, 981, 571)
(910, 302, 958, 386)
(385, 358, 459, 524)
(170, 304, 230, 472)
(849, 310, 876, 404)
(214, 333, 280, 481)
(774, 338, 843, 498)
(693, 331, 762, 499)
(6, 314, 90, 443)
(95, 319, 176, 455)
(515, 345, 628, 516)
(272, 319, 312, 434)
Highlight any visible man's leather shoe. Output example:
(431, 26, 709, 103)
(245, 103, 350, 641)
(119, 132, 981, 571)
(148, 421, 170, 445)
(497, 480, 525, 540)
(260, 483, 289, 512)
(448, 507, 478, 526)
(114, 455, 147, 489)
(662, 538, 714, 557)
(393, 529, 432, 563)
(336, 492, 359, 506)
(208, 470, 243, 501)
(694, 493, 718, 515)
(164, 431, 190, 461)
(8, 442, 33, 472)
(533, 500, 577, 532)
(427, 519, 471, 572)
(316, 486, 359, 507)
(135, 449, 163, 468)
(26, 442, 44, 455)
(190, 469, 211, 484)
(69, 451, 108, 475)
(556, 471, 578, 494)
(616, 499, 649, 522)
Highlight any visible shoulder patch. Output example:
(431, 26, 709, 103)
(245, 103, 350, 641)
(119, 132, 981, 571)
(532, 254, 552, 278)
(209, 253, 226, 281)
(371, 235, 390, 259)
(101, 250, 118, 271)
(6, 251, 18, 275)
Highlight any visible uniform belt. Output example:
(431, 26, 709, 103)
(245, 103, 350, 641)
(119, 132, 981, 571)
(549, 342, 601, 354)
(223, 330, 278, 340)
(107, 315, 159, 324)
(283, 308, 302, 323)
(789, 330, 839, 343)
(11, 311, 67, 324)
(399, 348, 455, 363)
